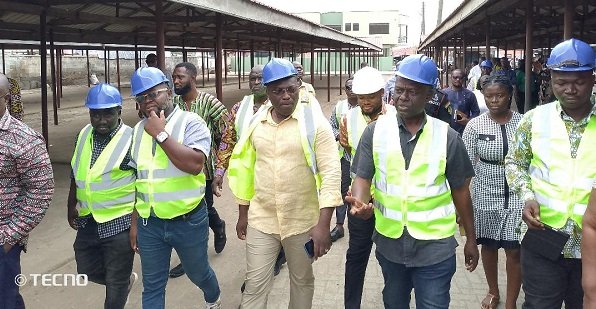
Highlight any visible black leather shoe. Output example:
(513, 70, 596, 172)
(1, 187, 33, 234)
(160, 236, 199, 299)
(169, 263, 185, 278)
(213, 220, 227, 254)
(330, 226, 345, 242)
(274, 250, 286, 276)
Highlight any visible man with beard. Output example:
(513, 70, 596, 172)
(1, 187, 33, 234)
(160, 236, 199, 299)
(347, 54, 479, 308)
(292, 61, 316, 96)
(338, 66, 396, 308)
(129, 67, 221, 308)
(228, 58, 341, 308)
(168, 62, 230, 279)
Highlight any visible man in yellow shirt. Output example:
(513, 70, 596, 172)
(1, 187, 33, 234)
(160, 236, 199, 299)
(292, 61, 316, 96)
(228, 58, 342, 308)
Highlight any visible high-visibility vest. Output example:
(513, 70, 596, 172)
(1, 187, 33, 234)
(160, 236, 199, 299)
(335, 99, 351, 158)
(227, 102, 322, 201)
(529, 101, 596, 229)
(346, 104, 397, 158)
(235, 95, 270, 139)
(131, 108, 207, 219)
(71, 124, 135, 223)
(372, 114, 456, 240)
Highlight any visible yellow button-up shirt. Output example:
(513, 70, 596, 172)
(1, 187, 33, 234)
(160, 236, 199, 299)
(242, 106, 342, 239)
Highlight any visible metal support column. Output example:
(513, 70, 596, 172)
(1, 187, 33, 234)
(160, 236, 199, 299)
(215, 13, 223, 101)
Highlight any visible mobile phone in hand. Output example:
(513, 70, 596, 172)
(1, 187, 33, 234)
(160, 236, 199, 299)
(304, 239, 314, 258)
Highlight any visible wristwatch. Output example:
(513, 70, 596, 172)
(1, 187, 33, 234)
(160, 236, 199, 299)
(155, 131, 169, 143)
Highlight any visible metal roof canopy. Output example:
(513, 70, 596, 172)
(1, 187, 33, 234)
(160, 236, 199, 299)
(0, 0, 381, 51)
(419, 0, 596, 51)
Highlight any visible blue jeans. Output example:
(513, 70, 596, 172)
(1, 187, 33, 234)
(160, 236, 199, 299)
(137, 202, 220, 308)
(376, 251, 456, 309)
(0, 245, 25, 309)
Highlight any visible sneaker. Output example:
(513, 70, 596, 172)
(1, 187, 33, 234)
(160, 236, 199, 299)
(206, 297, 222, 309)
(125, 272, 138, 304)
(330, 225, 345, 242)
(169, 263, 185, 278)
(213, 220, 227, 254)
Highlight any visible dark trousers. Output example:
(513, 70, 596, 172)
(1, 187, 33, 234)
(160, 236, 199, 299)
(205, 179, 224, 231)
(521, 245, 583, 309)
(73, 220, 134, 309)
(344, 212, 375, 309)
(335, 158, 350, 225)
(0, 245, 25, 309)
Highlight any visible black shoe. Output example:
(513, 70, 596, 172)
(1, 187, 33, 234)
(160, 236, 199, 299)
(273, 251, 286, 276)
(330, 226, 345, 242)
(169, 263, 185, 278)
(213, 220, 227, 254)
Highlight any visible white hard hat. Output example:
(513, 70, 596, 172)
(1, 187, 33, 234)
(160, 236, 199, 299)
(352, 66, 385, 95)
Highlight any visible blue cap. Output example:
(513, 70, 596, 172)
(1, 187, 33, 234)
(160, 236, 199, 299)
(396, 54, 438, 86)
(262, 58, 297, 85)
(480, 60, 493, 69)
(547, 38, 596, 72)
(85, 83, 122, 109)
(131, 67, 170, 96)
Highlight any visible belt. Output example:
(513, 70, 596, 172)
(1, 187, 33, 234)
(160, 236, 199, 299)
(479, 158, 504, 165)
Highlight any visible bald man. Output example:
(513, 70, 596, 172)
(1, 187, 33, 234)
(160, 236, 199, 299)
(0, 73, 54, 308)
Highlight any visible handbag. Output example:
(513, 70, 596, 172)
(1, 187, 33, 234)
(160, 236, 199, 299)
(521, 223, 570, 261)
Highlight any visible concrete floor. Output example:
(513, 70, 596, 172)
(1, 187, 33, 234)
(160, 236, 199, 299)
(15, 75, 524, 308)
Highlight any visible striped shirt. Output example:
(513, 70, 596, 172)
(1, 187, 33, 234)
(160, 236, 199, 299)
(174, 93, 230, 180)
(0, 109, 54, 247)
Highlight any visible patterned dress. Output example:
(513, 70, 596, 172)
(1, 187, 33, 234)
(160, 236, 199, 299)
(463, 112, 523, 249)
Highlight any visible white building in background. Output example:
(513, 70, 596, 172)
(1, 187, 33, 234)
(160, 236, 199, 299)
(295, 10, 410, 56)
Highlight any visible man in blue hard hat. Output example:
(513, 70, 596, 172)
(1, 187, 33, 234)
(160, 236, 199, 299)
(68, 83, 137, 309)
(128, 67, 221, 308)
(506, 38, 596, 309)
(347, 54, 479, 308)
(228, 58, 341, 308)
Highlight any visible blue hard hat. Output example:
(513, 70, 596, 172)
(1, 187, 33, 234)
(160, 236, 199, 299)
(547, 38, 596, 72)
(396, 54, 438, 86)
(480, 60, 493, 68)
(85, 83, 122, 109)
(130, 67, 170, 96)
(262, 58, 297, 85)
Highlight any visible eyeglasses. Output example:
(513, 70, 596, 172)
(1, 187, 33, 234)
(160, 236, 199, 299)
(269, 85, 299, 95)
(452, 76, 464, 80)
(135, 88, 168, 104)
(345, 86, 352, 91)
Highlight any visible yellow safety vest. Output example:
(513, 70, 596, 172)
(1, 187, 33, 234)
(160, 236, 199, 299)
(235, 95, 270, 139)
(131, 108, 207, 219)
(372, 114, 456, 240)
(71, 124, 135, 223)
(227, 102, 322, 201)
(529, 101, 596, 229)
(346, 104, 397, 158)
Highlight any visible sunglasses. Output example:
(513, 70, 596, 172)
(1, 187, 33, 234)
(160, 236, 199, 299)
(135, 88, 168, 104)
(345, 86, 352, 91)
(269, 85, 299, 95)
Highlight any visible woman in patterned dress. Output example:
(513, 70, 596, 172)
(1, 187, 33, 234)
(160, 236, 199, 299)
(462, 75, 523, 309)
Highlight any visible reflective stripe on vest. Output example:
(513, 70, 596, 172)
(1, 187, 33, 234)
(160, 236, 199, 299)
(529, 102, 596, 229)
(235, 95, 270, 139)
(71, 124, 135, 223)
(372, 114, 455, 240)
(227, 103, 322, 202)
(131, 108, 207, 219)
